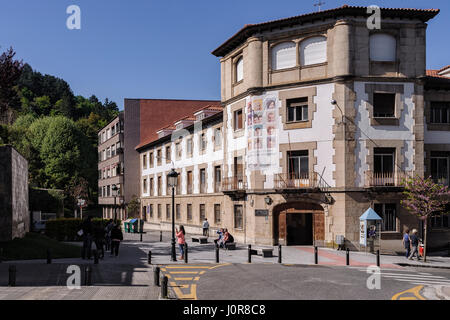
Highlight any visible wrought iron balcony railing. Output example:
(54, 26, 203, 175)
(275, 172, 324, 189)
(222, 175, 247, 192)
(365, 171, 412, 187)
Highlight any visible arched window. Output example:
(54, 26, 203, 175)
(300, 36, 327, 66)
(370, 34, 396, 62)
(272, 42, 296, 70)
(236, 57, 243, 82)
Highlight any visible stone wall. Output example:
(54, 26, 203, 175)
(0, 145, 29, 241)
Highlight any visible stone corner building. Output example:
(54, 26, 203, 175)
(136, 5, 450, 253)
(0, 145, 29, 241)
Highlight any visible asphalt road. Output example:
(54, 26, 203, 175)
(191, 264, 450, 300)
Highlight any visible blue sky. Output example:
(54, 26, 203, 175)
(1, 0, 448, 109)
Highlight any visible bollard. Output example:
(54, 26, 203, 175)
(94, 250, 99, 264)
(215, 245, 219, 263)
(148, 251, 152, 264)
(248, 245, 252, 263)
(346, 248, 350, 266)
(47, 249, 52, 264)
(376, 250, 380, 267)
(140, 232, 143, 242)
(160, 231, 162, 242)
(184, 243, 188, 264)
(161, 276, 168, 299)
(85, 266, 92, 286)
(8, 265, 16, 287)
(314, 246, 318, 265)
(154, 267, 160, 286)
(0, 248, 3, 263)
(278, 245, 282, 264)
(448, 242, 450, 257)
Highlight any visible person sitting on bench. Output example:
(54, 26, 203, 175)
(223, 229, 234, 247)
(214, 228, 224, 248)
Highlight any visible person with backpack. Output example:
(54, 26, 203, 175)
(110, 224, 124, 257)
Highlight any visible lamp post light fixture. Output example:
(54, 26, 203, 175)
(167, 169, 179, 262)
(264, 195, 273, 206)
(111, 184, 118, 223)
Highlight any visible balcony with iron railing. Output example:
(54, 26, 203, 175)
(274, 172, 327, 191)
(222, 175, 247, 192)
(365, 171, 413, 187)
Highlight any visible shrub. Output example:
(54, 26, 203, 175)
(45, 218, 121, 241)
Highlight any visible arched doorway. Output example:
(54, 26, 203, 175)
(273, 201, 325, 246)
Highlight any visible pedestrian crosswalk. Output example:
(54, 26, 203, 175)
(349, 266, 450, 287)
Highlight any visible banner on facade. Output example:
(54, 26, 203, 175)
(359, 220, 367, 246)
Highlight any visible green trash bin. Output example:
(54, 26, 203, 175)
(130, 219, 138, 233)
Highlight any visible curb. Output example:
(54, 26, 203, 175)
(435, 286, 450, 300)
(395, 263, 450, 270)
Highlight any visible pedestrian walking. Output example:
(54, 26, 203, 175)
(176, 225, 186, 260)
(408, 229, 421, 260)
(81, 216, 93, 260)
(110, 224, 123, 257)
(104, 219, 114, 251)
(202, 218, 210, 237)
(402, 228, 411, 259)
(94, 222, 106, 259)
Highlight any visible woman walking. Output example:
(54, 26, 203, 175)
(176, 225, 186, 260)
(110, 224, 124, 257)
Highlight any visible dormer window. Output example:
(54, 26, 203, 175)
(236, 57, 243, 82)
(300, 36, 327, 66)
(370, 34, 396, 62)
(272, 42, 296, 70)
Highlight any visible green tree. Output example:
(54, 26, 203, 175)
(0, 47, 24, 124)
(127, 195, 141, 219)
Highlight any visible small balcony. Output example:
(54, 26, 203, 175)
(365, 171, 412, 187)
(222, 176, 247, 192)
(274, 172, 322, 190)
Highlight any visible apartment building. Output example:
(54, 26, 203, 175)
(98, 113, 125, 220)
(138, 5, 450, 252)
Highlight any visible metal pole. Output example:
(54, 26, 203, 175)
(8, 265, 16, 286)
(161, 276, 168, 299)
(46, 249, 52, 264)
(154, 267, 160, 286)
(171, 187, 176, 261)
(278, 245, 282, 264)
(148, 251, 152, 264)
(314, 246, 318, 264)
(248, 244, 252, 263)
(94, 250, 99, 264)
(346, 248, 350, 266)
(0, 248, 2, 263)
(184, 243, 188, 264)
(140, 231, 143, 242)
(114, 195, 117, 223)
(376, 249, 380, 267)
(215, 244, 219, 263)
(160, 230, 162, 242)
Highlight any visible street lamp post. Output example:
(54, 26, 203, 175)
(167, 169, 179, 262)
(112, 184, 118, 223)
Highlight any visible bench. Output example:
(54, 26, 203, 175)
(251, 247, 273, 258)
(191, 236, 208, 244)
(225, 242, 236, 250)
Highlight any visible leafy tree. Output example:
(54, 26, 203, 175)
(0, 47, 24, 124)
(401, 175, 450, 262)
(127, 195, 141, 219)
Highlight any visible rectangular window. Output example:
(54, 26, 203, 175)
(143, 154, 147, 169)
(157, 204, 161, 219)
(149, 152, 154, 167)
(374, 148, 395, 174)
(373, 93, 395, 118)
(157, 176, 162, 196)
(214, 128, 222, 148)
(166, 146, 171, 163)
(150, 204, 154, 218)
(214, 166, 221, 193)
(234, 109, 243, 131)
(199, 204, 206, 222)
(166, 204, 171, 220)
(200, 168, 206, 193)
(143, 178, 147, 193)
(287, 97, 308, 122)
(214, 204, 221, 224)
(288, 150, 309, 179)
(107, 185, 110, 197)
(111, 145, 116, 157)
(106, 147, 111, 158)
(187, 138, 193, 157)
(431, 204, 450, 229)
(157, 149, 162, 166)
(150, 177, 154, 196)
(111, 125, 116, 136)
(187, 204, 192, 221)
(176, 174, 181, 195)
(175, 142, 181, 159)
(176, 204, 181, 221)
(106, 128, 110, 140)
(187, 171, 193, 194)
(430, 102, 450, 124)
(200, 133, 207, 151)
(234, 205, 243, 229)
(374, 203, 396, 231)
(431, 152, 449, 185)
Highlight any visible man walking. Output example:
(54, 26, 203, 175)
(81, 216, 93, 260)
(408, 229, 421, 260)
(202, 218, 210, 237)
(402, 228, 411, 259)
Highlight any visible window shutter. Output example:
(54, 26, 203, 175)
(300, 37, 327, 66)
(272, 42, 296, 70)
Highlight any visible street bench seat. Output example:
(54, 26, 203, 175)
(192, 236, 208, 244)
(259, 248, 273, 258)
(225, 242, 236, 250)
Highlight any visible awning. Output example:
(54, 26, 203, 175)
(360, 208, 382, 221)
